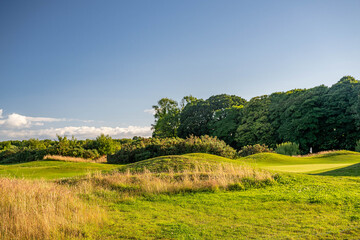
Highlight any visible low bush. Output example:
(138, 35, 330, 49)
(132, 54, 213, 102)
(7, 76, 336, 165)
(355, 140, 360, 152)
(238, 144, 273, 157)
(108, 135, 237, 164)
(275, 142, 300, 156)
(0, 149, 47, 164)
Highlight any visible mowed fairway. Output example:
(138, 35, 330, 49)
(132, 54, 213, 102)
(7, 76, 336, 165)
(0, 160, 118, 179)
(242, 150, 360, 174)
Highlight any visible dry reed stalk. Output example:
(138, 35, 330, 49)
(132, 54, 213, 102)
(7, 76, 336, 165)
(78, 163, 274, 196)
(44, 155, 107, 163)
(0, 178, 105, 240)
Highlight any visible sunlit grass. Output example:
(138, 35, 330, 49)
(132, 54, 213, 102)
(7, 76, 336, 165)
(0, 178, 105, 240)
(2, 152, 360, 239)
(0, 160, 118, 179)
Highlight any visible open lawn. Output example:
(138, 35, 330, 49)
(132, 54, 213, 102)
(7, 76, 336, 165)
(242, 150, 360, 174)
(0, 160, 118, 179)
(2, 152, 360, 239)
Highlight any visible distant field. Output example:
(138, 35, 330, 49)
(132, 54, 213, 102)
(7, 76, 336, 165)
(0, 160, 118, 179)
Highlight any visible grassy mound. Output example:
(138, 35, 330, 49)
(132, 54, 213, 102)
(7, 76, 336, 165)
(242, 150, 360, 173)
(119, 153, 243, 173)
(60, 153, 276, 198)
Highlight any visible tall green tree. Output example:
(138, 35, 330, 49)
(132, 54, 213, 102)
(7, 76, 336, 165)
(152, 98, 180, 138)
(321, 76, 360, 150)
(208, 105, 243, 148)
(178, 94, 246, 138)
(235, 95, 275, 147)
(274, 86, 328, 152)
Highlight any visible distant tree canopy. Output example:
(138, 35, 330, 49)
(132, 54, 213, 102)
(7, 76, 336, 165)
(151, 76, 360, 153)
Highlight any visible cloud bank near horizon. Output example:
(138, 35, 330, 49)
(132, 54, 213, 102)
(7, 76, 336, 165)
(0, 109, 152, 140)
(0, 126, 152, 140)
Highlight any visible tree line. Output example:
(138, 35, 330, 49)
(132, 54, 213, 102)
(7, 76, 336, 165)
(151, 76, 360, 153)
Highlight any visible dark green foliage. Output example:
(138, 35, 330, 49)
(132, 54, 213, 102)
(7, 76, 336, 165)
(275, 142, 300, 156)
(238, 144, 273, 157)
(321, 77, 360, 150)
(178, 94, 246, 138)
(152, 98, 181, 138)
(0, 135, 124, 163)
(208, 106, 243, 148)
(355, 140, 360, 153)
(271, 86, 328, 152)
(155, 76, 360, 153)
(235, 96, 275, 148)
(0, 148, 47, 164)
(84, 134, 120, 155)
(178, 99, 212, 137)
(107, 135, 237, 164)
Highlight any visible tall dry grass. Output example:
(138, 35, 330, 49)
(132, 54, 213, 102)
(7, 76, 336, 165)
(73, 163, 275, 196)
(0, 178, 105, 240)
(0, 162, 275, 239)
(44, 155, 107, 163)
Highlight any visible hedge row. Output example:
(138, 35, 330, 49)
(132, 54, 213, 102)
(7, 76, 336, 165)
(108, 135, 237, 164)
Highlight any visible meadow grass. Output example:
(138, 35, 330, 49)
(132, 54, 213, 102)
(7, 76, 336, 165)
(2, 151, 360, 239)
(0, 178, 105, 240)
(44, 154, 107, 163)
(0, 160, 118, 179)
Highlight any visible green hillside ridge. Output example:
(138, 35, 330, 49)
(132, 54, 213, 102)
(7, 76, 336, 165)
(242, 150, 360, 173)
(120, 153, 244, 173)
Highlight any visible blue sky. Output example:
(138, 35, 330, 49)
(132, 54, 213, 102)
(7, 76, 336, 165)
(1, 0, 359, 140)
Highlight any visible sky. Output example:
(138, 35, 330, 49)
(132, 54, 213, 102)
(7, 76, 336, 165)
(0, 0, 360, 140)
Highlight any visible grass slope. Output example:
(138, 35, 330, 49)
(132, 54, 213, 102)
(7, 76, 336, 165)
(242, 150, 360, 173)
(96, 174, 360, 239)
(120, 153, 244, 172)
(0, 160, 118, 179)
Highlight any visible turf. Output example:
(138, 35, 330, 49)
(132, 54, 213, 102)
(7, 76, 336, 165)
(0, 160, 118, 179)
(120, 153, 244, 172)
(2, 151, 360, 239)
(242, 150, 360, 173)
(92, 173, 360, 239)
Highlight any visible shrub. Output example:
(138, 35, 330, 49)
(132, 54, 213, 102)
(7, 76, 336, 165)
(275, 142, 300, 156)
(108, 135, 237, 164)
(355, 140, 360, 152)
(0, 149, 47, 164)
(238, 144, 273, 157)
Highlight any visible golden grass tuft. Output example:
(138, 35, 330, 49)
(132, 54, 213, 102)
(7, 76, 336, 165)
(75, 163, 275, 196)
(44, 155, 107, 163)
(0, 160, 275, 239)
(0, 178, 105, 240)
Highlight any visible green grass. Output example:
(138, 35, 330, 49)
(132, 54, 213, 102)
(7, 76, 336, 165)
(120, 153, 244, 173)
(242, 150, 360, 173)
(3, 151, 360, 238)
(90, 173, 360, 239)
(0, 160, 118, 179)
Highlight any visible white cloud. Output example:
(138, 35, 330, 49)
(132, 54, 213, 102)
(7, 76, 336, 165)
(144, 109, 156, 115)
(0, 113, 65, 128)
(0, 109, 153, 140)
(0, 125, 152, 140)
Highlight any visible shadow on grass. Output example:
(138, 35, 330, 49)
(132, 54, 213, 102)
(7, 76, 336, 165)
(315, 163, 360, 176)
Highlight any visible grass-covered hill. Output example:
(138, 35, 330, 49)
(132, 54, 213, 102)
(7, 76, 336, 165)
(243, 150, 360, 173)
(120, 153, 244, 172)
(2, 151, 360, 239)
